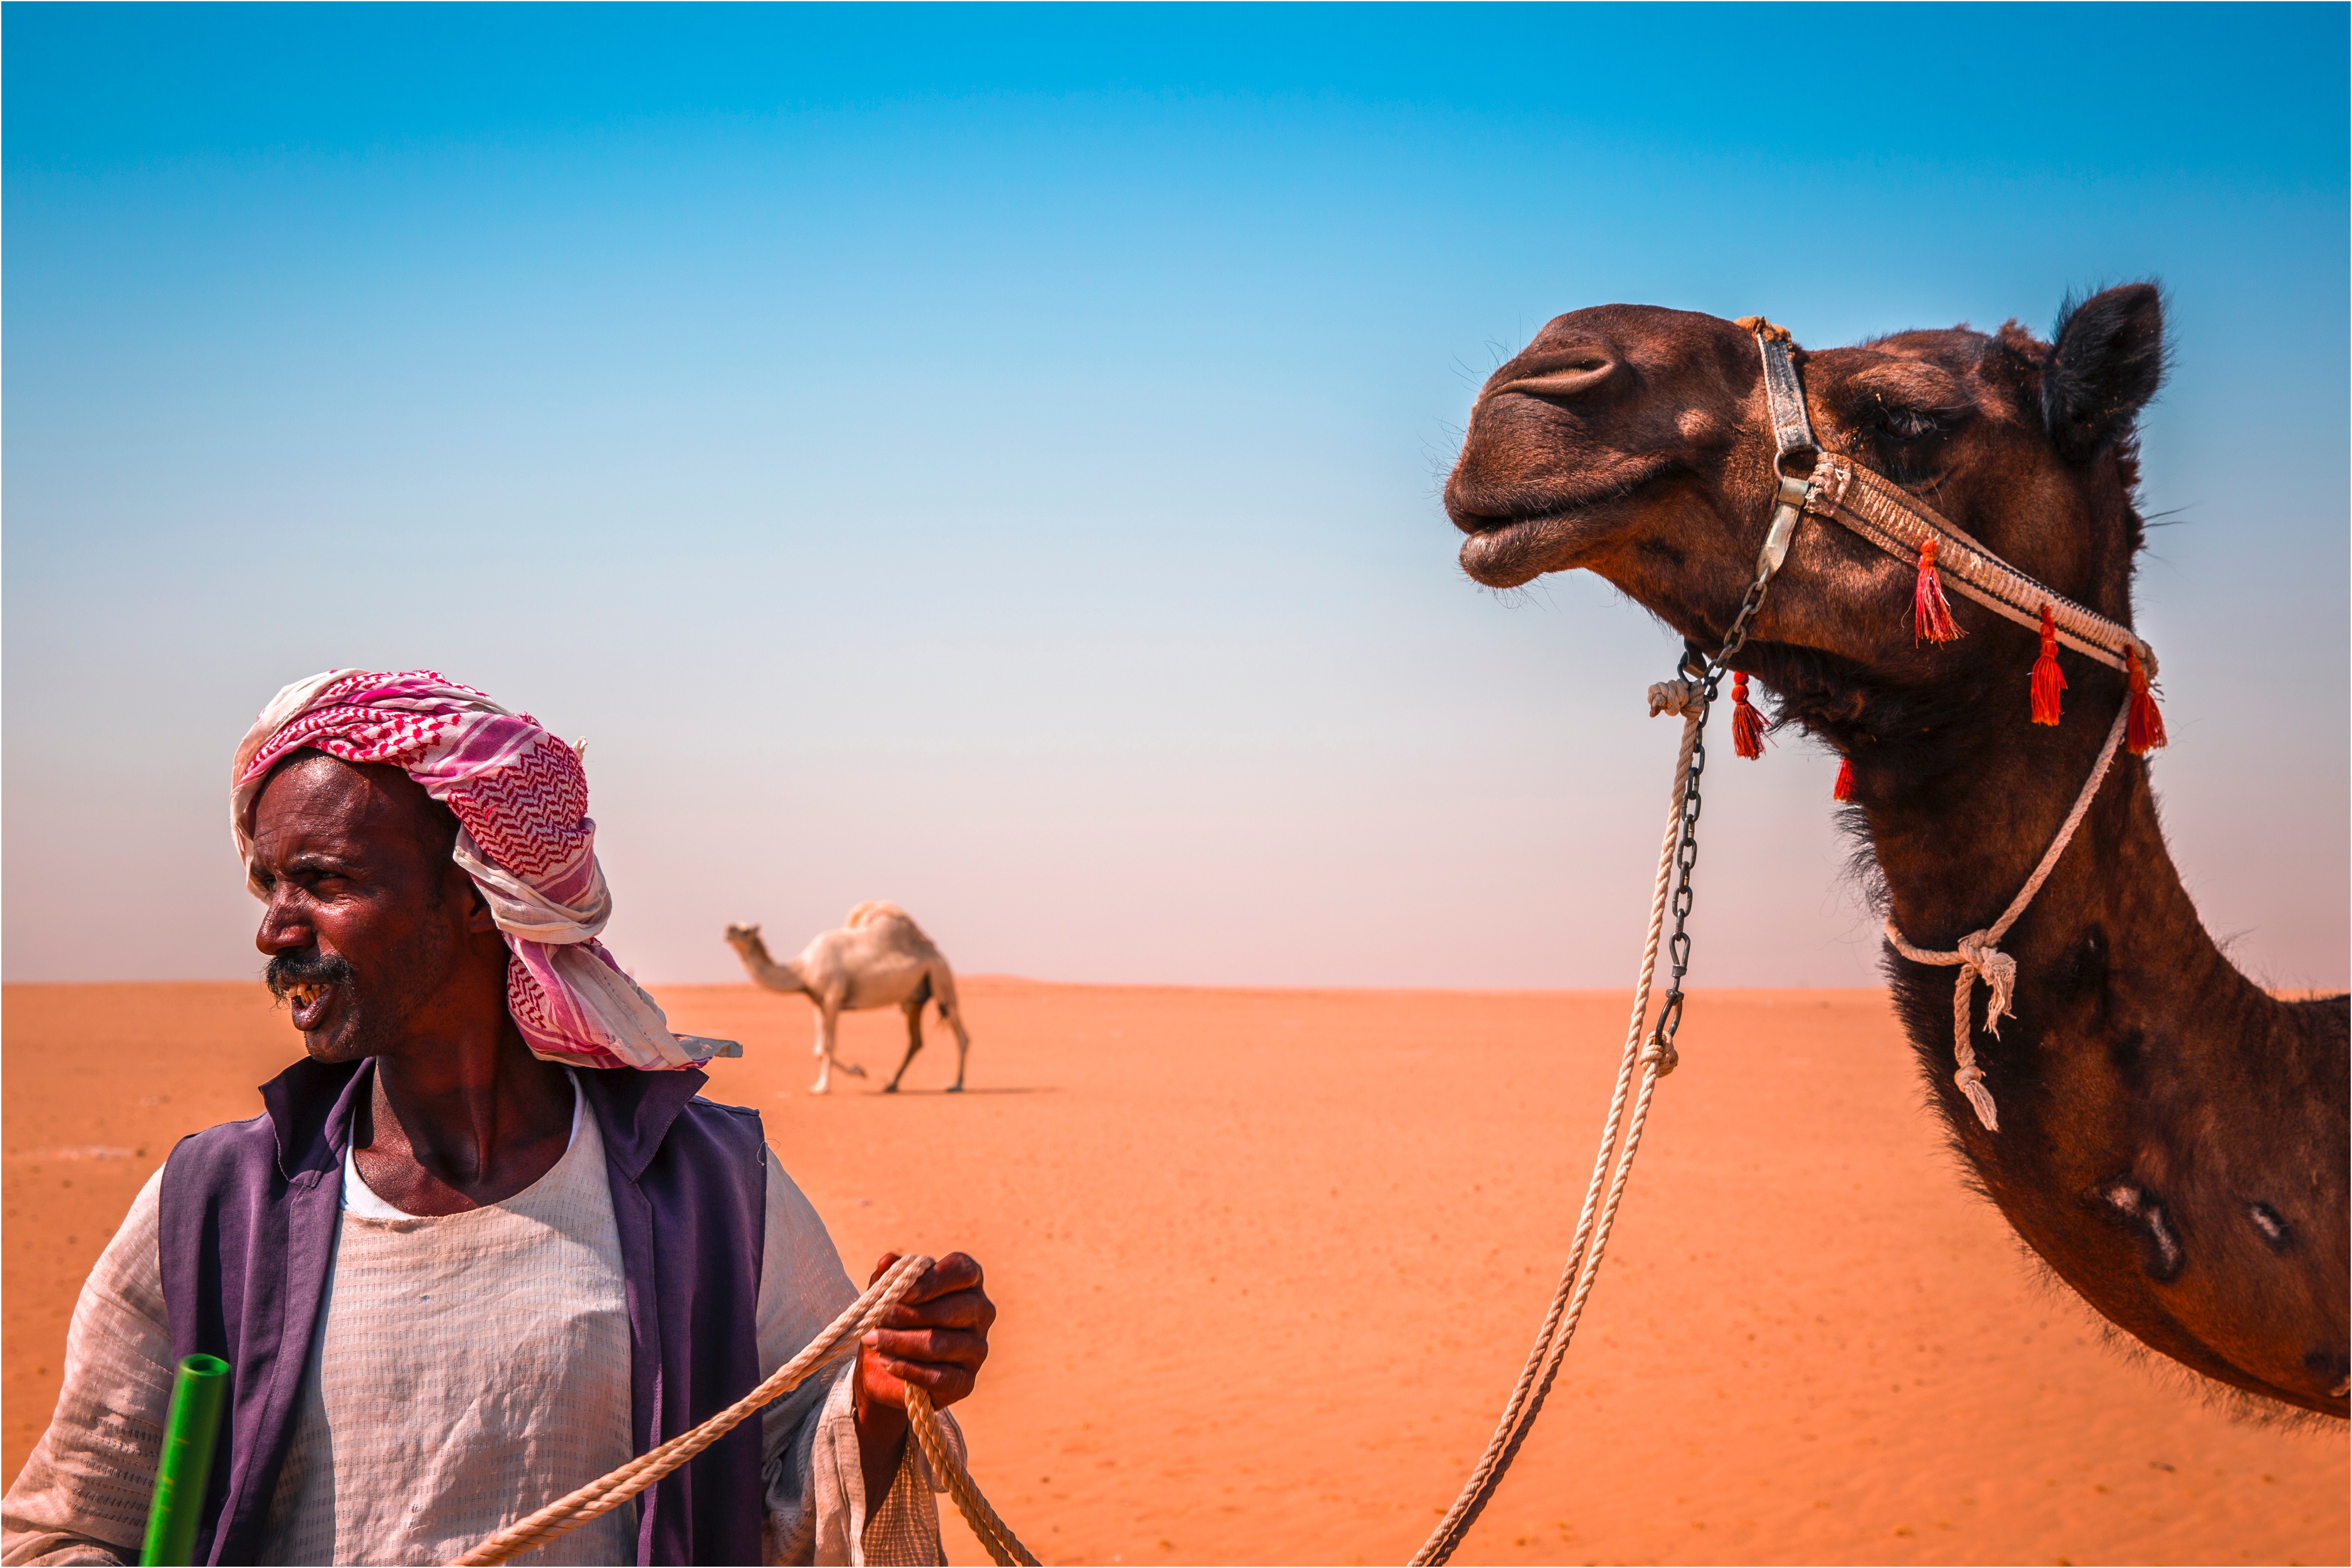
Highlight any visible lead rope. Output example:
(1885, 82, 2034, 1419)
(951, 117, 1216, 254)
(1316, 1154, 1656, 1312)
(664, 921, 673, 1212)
(459, 678, 1722, 1568)
(1414, 320, 1814, 1566)
(1410, 682, 1708, 1566)
(448, 1252, 1039, 1567)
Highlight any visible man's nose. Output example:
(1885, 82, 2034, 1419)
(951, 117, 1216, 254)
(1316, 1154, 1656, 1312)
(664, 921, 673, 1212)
(255, 883, 313, 955)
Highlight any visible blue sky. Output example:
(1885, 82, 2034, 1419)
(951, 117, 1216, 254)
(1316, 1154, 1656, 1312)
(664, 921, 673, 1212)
(6, 3, 2345, 989)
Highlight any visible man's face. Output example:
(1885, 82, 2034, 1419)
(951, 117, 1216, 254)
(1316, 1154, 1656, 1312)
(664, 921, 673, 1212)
(249, 754, 487, 1063)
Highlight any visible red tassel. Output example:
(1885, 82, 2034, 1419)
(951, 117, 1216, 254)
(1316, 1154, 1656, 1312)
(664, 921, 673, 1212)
(1832, 756, 1855, 801)
(2030, 602, 2066, 725)
(2126, 643, 2167, 754)
(1912, 535, 1961, 643)
(1731, 672, 1766, 759)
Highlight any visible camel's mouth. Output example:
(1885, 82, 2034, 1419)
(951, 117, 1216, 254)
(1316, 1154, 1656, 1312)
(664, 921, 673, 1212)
(1446, 457, 1669, 589)
(1454, 506, 1612, 589)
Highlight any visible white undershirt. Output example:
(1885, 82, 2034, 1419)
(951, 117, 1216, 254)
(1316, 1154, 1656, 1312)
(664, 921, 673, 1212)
(340, 1069, 583, 1218)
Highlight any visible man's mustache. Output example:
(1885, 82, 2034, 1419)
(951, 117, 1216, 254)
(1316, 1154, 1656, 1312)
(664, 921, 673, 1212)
(265, 952, 355, 1002)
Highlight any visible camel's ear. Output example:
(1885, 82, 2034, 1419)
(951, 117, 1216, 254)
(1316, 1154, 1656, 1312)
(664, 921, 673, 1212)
(2043, 284, 2166, 464)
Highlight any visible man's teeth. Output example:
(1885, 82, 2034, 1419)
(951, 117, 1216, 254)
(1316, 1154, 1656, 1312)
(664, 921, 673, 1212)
(288, 984, 324, 1006)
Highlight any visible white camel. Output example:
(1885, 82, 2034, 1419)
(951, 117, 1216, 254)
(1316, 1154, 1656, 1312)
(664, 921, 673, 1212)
(723, 902, 973, 1094)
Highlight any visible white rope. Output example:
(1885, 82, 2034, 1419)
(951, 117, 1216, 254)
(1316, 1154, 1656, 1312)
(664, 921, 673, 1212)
(450, 1255, 1037, 1568)
(1883, 700, 2130, 1131)
(1411, 682, 1705, 1566)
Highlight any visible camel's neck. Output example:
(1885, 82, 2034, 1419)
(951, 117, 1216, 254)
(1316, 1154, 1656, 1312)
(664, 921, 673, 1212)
(1834, 649, 2295, 1175)
(1837, 663, 2352, 1417)
(735, 943, 805, 995)
(1849, 665, 2272, 1128)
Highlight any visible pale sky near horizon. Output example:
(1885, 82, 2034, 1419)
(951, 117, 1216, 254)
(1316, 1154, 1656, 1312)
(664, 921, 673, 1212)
(6, 3, 2346, 992)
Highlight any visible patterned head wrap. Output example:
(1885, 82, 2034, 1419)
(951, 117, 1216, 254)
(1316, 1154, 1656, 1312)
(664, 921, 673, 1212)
(232, 669, 725, 1071)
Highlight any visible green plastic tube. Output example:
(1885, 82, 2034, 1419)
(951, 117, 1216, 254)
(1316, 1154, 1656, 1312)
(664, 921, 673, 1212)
(139, 1353, 229, 1567)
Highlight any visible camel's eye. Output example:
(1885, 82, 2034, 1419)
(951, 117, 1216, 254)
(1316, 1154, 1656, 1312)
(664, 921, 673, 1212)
(1868, 403, 1968, 482)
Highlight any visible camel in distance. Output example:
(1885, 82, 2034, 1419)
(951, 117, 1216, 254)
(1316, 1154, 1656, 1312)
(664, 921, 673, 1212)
(723, 902, 974, 1094)
(1444, 285, 2347, 1418)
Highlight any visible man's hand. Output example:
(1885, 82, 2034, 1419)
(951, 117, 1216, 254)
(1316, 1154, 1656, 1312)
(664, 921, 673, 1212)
(851, 1252, 995, 1505)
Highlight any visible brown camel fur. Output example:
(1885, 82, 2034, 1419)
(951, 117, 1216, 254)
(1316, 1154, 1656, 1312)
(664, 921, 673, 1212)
(1443, 285, 2349, 1418)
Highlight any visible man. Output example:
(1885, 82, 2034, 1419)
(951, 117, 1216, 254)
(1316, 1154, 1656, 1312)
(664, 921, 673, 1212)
(4, 670, 994, 1566)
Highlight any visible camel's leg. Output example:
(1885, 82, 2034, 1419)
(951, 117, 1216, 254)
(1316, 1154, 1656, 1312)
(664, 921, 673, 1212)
(884, 999, 926, 1094)
(810, 1002, 841, 1094)
(934, 968, 973, 1093)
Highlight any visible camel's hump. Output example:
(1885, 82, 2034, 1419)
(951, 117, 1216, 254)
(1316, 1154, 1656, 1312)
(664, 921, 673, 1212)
(842, 899, 916, 931)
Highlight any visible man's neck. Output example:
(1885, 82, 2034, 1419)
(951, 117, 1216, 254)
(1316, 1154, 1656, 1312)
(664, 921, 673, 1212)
(354, 1029, 575, 1215)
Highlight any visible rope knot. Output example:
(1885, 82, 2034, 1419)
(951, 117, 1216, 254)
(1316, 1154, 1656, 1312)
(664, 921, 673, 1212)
(1952, 1061, 1999, 1133)
(1955, 932, 2017, 1036)
(1646, 679, 1703, 719)
(1639, 1034, 1679, 1077)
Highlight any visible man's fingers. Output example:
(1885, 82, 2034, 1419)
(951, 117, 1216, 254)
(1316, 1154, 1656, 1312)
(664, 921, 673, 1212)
(868, 1356, 979, 1406)
(901, 1251, 984, 1305)
(875, 1287, 997, 1332)
(864, 1326, 988, 1368)
(869, 1251, 982, 1302)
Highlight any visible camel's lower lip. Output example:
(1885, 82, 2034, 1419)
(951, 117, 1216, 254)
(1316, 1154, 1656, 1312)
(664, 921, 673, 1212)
(1457, 511, 1592, 588)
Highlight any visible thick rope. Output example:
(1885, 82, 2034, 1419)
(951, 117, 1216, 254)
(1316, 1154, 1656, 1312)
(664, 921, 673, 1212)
(907, 1386, 1038, 1567)
(451, 1253, 1029, 1567)
(449, 666, 1767, 1568)
(1883, 700, 2130, 1131)
(1410, 686, 1705, 1566)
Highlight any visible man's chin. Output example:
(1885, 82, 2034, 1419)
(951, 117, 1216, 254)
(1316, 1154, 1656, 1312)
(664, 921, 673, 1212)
(283, 988, 372, 1063)
(301, 1032, 373, 1065)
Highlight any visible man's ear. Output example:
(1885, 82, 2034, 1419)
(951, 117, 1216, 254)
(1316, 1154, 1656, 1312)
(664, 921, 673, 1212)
(451, 867, 500, 935)
(2043, 283, 2166, 464)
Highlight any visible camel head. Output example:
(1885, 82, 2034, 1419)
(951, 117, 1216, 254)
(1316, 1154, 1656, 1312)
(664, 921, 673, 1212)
(1452, 294, 2352, 1420)
(722, 922, 770, 961)
(1445, 287, 2164, 754)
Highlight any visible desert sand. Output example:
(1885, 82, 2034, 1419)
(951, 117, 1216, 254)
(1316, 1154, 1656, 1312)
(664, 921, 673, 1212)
(5, 979, 2344, 1566)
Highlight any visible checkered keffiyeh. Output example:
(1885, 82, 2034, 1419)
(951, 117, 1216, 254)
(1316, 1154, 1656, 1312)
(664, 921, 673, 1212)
(231, 670, 711, 1071)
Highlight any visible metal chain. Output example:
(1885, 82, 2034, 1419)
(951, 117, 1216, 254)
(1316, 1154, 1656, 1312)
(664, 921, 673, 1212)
(1645, 562, 1776, 1073)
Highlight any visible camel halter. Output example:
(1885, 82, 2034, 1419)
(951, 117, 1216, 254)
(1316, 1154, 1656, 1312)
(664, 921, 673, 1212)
(1733, 317, 2168, 1131)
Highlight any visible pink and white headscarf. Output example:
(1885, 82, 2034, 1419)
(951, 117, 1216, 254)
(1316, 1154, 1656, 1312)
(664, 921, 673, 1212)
(232, 669, 718, 1072)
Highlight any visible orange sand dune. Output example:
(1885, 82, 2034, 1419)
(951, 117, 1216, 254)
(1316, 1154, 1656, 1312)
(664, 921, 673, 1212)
(5, 981, 2344, 1566)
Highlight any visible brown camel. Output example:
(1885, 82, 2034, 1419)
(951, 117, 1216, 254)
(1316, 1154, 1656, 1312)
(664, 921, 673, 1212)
(1443, 285, 2349, 1418)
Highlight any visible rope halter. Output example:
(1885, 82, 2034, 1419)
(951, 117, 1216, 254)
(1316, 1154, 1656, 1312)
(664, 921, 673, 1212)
(1733, 318, 2165, 1132)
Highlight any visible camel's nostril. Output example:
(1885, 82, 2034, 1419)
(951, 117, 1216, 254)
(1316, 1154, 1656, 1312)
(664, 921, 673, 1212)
(1490, 362, 1616, 404)
(2246, 1201, 2294, 1251)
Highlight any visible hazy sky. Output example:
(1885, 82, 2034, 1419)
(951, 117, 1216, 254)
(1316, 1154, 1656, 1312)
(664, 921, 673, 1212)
(6, 3, 2345, 992)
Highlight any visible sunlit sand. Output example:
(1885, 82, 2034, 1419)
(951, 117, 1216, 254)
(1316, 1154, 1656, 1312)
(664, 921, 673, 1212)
(6, 981, 2342, 1565)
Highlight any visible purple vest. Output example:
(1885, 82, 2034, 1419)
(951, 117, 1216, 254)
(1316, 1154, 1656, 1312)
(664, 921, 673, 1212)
(158, 1059, 769, 1566)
